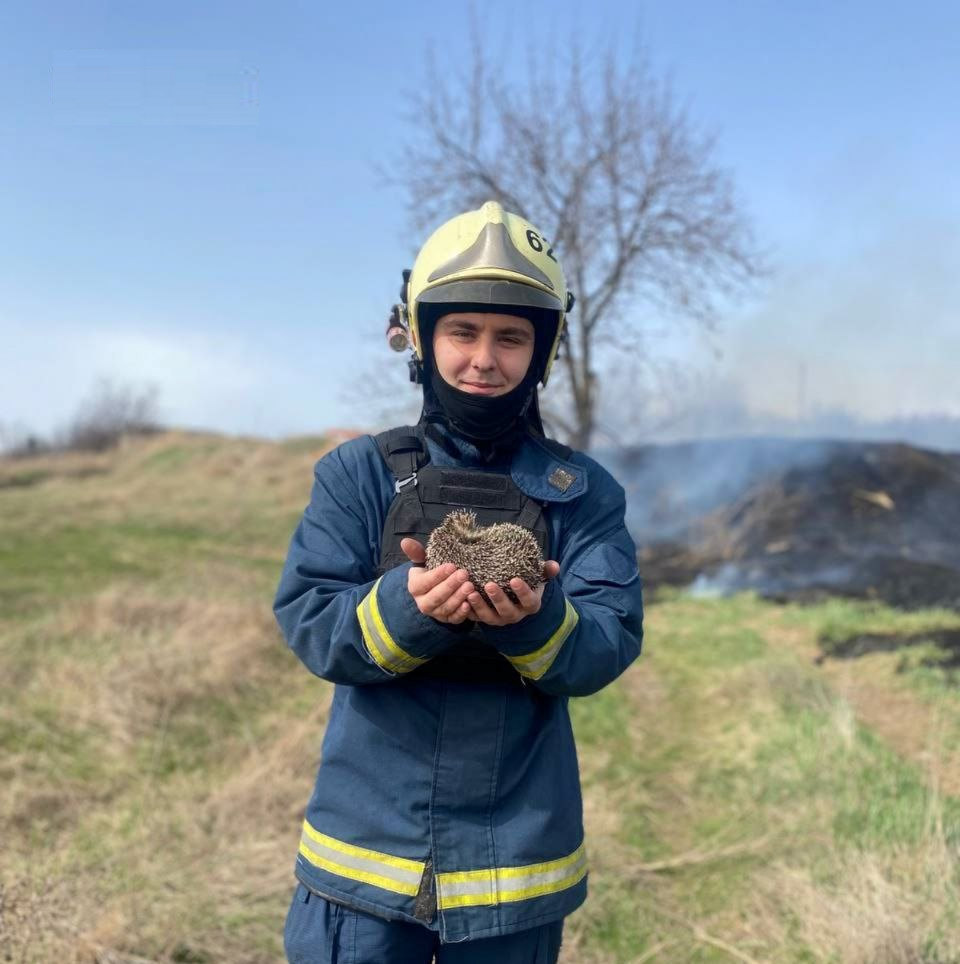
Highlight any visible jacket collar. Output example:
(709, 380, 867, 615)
(421, 420, 587, 503)
(510, 433, 587, 503)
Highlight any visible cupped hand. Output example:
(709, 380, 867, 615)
(401, 538, 475, 625)
(466, 560, 561, 627)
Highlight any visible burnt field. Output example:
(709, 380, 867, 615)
(609, 438, 960, 611)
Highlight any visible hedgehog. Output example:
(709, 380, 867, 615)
(425, 510, 544, 605)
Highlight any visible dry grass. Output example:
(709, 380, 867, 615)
(1, 433, 340, 962)
(4, 434, 960, 963)
(749, 825, 959, 964)
(2, 575, 331, 962)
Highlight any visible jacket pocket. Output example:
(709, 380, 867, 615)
(569, 538, 639, 588)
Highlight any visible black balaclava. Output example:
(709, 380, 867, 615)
(419, 304, 554, 445)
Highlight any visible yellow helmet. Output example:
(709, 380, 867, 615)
(406, 201, 569, 386)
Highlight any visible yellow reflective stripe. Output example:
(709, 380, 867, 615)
(505, 598, 579, 679)
(356, 578, 429, 675)
(440, 843, 585, 885)
(436, 843, 587, 909)
(438, 866, 587, 908)
(298, 820, 424, 897)
(298, 841, 421, 896)
(301, 821, 425, 875)
(297, 820, 586, 908)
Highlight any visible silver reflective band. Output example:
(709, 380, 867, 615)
(436, 843, 587, 909)
(357, 578, 429, 675)
(298, 820, 425, 897)
(505, 598, 579, 679)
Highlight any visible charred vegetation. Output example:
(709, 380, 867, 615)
(617, 438, 960, 610)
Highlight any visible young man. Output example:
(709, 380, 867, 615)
(275, 201, 644, 963)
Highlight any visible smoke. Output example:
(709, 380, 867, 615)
(596, 437, 838, 544)
(615, 381, 960, 454)
(588, 179, 960, 453)
(687, 561, 858, 600)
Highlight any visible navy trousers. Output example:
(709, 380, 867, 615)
(284, 883, 564, 964)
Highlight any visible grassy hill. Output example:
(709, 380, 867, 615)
(2, 431, 959, 963)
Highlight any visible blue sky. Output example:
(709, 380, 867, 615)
(1, 1, 958, 442)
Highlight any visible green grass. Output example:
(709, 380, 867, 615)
(140, 443, 195, 471)
(566, 593, 960, 960)
(0, 467, 53, 488)
(0, 520, 214, 617)
(2, 433, 959, 963)
(278, 434, 330, 455)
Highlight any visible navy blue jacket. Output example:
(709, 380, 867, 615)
(274, 426, 644, 943)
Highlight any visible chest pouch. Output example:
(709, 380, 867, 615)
(374, 426, 550, 686)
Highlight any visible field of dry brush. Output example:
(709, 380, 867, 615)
(2, 432, 958, 962)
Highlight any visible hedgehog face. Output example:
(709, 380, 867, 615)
(425, 510, 544, 605)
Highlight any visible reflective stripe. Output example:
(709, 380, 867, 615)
(298, 822, 586, 909)
(436, 843, 587, 909)
(356, 578, 429, 675)
(504, 598, 579, 679)
(298, 820, 425, 897)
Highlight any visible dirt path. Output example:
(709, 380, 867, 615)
(759, 613, 960, 798)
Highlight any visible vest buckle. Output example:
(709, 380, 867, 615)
(394, 472, 418, 494)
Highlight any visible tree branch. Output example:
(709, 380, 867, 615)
(389, 26, 764, 448)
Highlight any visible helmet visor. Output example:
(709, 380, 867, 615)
(417, 279, 563, 313)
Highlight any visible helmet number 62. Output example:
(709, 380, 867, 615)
(526, 229, 558, 262)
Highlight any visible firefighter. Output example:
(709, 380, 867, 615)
(275, 201, 644, 963)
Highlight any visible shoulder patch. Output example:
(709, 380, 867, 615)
(548, 467, 575, 493)
(510, 436, 587, 503)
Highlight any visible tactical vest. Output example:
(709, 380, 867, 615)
(374, 424, 570, 686)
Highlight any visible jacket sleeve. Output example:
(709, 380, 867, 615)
(273, 442, 465, 685)
(479, 467, 644, 697)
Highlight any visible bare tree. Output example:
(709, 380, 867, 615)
(390, 32, 763, 449)
(63, 377, 161, 452)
